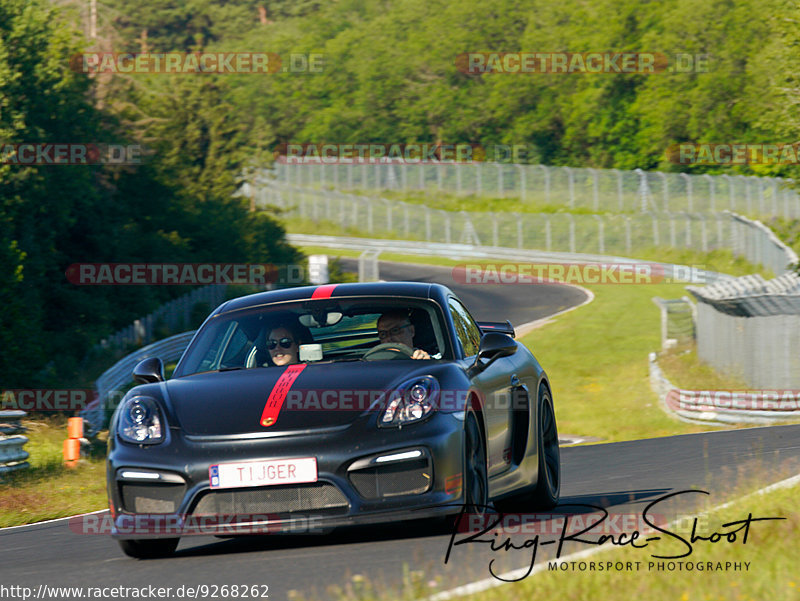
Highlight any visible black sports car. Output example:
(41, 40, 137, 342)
(107, 281, 560, 558)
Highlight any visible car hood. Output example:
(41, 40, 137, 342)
(163, 361, 438, 436)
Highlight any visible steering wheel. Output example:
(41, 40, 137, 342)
(362, 342, 415, 360)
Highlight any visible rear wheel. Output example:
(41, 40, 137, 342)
(532, 385, 560, 509)
(118, 538, 179, 559)
(494, 385, 560, 513)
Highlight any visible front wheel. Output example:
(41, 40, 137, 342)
(463, 408, 489, 514)
(118, 538, 179, 559)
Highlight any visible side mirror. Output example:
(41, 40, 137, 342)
(133, 357, 165, 384)
(477, 332, 517, 362)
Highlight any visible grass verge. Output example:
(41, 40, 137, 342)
(0, 416, 107, 527)
(454, 480, 800, 601)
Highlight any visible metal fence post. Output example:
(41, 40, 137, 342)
(545, 217, 552, 251)
(540, 165, 550, 204)
(498, 163, 504, 196)
(625, 216, 632, 254)
(567, 214, 576, 253)
(591, 168, 600, 211)
(594, 215, 605, 254)
(565, 167, 575, 209)
(613, 168, 623, 211)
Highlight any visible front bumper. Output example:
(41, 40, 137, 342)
(107, 412, 466, 539)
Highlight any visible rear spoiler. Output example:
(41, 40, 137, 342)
(477, 320, 515, 338)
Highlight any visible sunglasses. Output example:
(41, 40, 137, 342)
(268, 337, 295, 350)
(377, 322, 411, 340)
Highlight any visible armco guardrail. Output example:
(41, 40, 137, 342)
(0, 410, 29, 474)
(286, 233, 731, 285)
(82, 331, 196, 434)
(649, 353, 800, 425)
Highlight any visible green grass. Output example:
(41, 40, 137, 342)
(347, 188, 607, 215)
(657, 346, 751, 391)
(455, 480, 800, 601)
(0, 416, 107, 527)
(517, 281, 710, 442)
(290, 478, 800, 601)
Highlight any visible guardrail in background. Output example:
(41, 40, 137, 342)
(649, 353, 800, 425)
(254, 184, 797, 275)
(286, 233, 731, 284)
(82, 331, 197, 434)
(267, 161, 800, 218)
(0, 410, 29, 474)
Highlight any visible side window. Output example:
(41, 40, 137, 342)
(220, 324, 252, 367)
(449, 298, 481, 357)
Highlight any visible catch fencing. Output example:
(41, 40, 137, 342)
(269, 161, 800, 218)
(249, 183, 797, 275)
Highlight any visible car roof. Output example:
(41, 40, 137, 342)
(215, 281, 457, 315)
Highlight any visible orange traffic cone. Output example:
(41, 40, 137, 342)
(63, 417, 83, 467)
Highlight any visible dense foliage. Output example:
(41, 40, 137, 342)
(0, 0, 300, 387)
(2, 0, 799, 386)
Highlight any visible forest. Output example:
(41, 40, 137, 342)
(1, 0, 797, 386)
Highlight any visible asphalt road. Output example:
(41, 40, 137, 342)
(2, 262, 798, 599)
(338, 258, 590, 328)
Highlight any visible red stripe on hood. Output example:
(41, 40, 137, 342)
(260, 363, 307, 427)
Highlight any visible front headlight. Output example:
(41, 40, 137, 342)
(118, 396, 165, 444)
(380, 376, 439, 427)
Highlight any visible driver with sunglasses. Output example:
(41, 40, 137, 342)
(267, 326, 301, 366)
(376, 310, 430, 360)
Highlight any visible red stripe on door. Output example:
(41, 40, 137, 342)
(260, 363, 307, 427)
(311, 284, 337, 299)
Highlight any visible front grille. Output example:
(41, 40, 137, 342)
(191, 482, 349, 516)
(120, 483, 186, 513)
(349, 458, 432, 499)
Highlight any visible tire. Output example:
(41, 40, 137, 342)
(463, 408, 489, 514)
(118, 538, 179, 559)
(494, 385, 560, 513)
(531, 385, 560, 509)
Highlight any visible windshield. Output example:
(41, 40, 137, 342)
(173, 297, 451, 377)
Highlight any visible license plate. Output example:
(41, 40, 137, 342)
(209, 457, 317, 489)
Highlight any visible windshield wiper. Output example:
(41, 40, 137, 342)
(215, 366, 245, 372)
